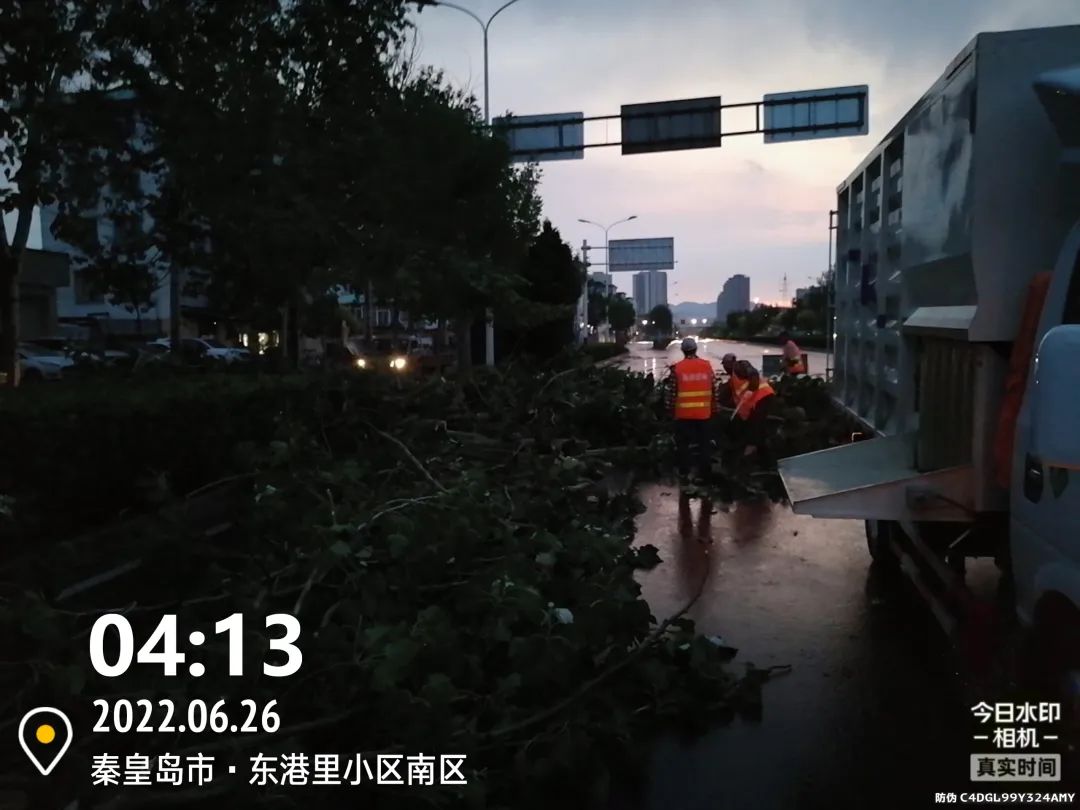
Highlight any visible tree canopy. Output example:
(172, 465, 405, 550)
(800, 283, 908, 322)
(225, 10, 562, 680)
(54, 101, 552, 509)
(608, 293, 636, 332)
(0, 0, 553, 382)
(647, 304, 673, 335)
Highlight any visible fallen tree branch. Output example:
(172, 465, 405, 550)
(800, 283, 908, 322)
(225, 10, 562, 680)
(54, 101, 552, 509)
(364, 422, 448, 493)
(475, 556, 711, 742)
(184, 472, 258, 500)
(535, 367, 580, 399)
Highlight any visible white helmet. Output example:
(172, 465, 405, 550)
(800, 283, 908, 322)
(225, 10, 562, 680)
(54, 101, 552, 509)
(680, 337, 698, 354)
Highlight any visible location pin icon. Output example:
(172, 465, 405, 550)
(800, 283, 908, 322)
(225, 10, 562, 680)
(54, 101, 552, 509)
(18, 707, 73, 776)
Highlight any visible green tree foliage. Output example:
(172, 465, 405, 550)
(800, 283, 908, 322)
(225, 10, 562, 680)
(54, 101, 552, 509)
(608, 293, 636, 332)
(0, 0, 137, 385)
(586, 279, 609, 328)
(647, 304, 673, 335)
(502, 219, 584, 359)
(796, 307, 822, 333)
(712, 275, 831, 346)
(9, 0, 541, 374)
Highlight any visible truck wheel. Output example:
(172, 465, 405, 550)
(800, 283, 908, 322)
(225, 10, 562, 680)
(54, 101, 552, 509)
(865, 519, 901, 569)
(1044, 612, 1080, 746)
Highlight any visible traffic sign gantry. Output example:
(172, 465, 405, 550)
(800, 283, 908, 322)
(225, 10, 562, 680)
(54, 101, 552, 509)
(492, 85, 868, 163)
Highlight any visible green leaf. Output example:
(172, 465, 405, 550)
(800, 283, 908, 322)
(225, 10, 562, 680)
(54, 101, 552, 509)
(420, 672, 455, 706)
(329, 540, 352, 557)
(387, 533, 410, 559)
(534, 551, 556, 568)
(373, 638, 422, 690)
(496, 672, 521, 697)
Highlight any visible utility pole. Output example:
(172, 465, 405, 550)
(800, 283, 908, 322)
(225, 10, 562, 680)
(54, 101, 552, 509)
(169, 265, 181, 348)
(577, 216, 637, 343)
(427, 0, 526, 368)
(581, 240, 591, 342)
(780, 273, 789, 305)
(826, 209, 838, 383)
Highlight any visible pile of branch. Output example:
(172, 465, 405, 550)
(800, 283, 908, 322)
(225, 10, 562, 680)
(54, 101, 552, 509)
(2, 364, 789, 810)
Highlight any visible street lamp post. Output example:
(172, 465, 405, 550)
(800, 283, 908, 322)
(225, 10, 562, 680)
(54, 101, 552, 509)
(426, 0, 525, 366)
(577, 215, 637, 342)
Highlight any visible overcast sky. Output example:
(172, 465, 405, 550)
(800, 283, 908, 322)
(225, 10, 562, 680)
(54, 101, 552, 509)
(411, 0, 1080, 305)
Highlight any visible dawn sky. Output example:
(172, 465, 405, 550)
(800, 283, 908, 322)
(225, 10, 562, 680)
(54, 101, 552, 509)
(411, 0, 1080, 306)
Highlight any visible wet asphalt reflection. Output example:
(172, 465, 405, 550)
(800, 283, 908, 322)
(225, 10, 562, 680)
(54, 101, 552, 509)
(607, 341, 975, 809)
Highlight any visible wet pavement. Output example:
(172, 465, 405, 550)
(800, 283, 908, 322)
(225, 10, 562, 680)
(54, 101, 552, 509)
(617, 337, 829, 380)
(608, 341, 982, 809)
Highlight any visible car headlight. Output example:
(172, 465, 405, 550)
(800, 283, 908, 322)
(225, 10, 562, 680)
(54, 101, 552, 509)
(355, 357, 367, 369)
(390, 356, 406, 370)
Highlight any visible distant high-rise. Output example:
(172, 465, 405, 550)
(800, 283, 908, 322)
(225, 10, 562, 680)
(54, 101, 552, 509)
(715, 274, 751, 322)
(633, 271, 668, 318)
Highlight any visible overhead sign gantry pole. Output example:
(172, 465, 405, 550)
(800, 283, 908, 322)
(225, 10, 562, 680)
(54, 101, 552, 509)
(492, 86, 868, 160)
(492, 85, 868, 344)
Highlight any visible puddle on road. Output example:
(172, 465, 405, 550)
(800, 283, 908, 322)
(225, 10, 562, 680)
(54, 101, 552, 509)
(612, 482, 984, 809)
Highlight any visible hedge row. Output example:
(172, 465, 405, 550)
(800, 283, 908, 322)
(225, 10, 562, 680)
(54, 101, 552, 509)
(0, 373, 315, 544)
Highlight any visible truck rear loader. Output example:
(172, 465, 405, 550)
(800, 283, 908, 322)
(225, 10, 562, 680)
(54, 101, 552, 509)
(777, 25, 1080, 711)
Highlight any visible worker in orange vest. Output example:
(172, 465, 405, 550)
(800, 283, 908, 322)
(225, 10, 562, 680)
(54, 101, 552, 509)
(779, 331, 807, 375)
(666, 337, 719, 486)
(719, 352, 750, 408)
(731, 359, 776, 457)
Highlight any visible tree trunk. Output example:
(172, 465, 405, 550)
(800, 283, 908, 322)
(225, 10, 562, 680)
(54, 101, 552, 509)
(365, 279, 374, 342)
(0, 252, 19, 388)
(279, 304, 290, 372)
(169, 265, 182, 346)
(454, 315, 472, 375)
(290, 295, 300, 369)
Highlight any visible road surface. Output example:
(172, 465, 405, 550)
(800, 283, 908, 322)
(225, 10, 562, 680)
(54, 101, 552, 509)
(618, 337, 829, 380)
(609, 340, 978, 809)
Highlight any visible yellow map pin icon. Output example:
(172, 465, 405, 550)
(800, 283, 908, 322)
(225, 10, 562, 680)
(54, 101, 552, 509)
(18, 707, 73, 776)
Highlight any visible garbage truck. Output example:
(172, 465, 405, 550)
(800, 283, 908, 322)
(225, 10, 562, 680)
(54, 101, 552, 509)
(777, 25, 1080, 696)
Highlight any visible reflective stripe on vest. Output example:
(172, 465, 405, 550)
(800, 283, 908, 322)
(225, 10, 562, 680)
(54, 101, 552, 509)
(736, 381, 775, 420)
(673, 357, 714, 420)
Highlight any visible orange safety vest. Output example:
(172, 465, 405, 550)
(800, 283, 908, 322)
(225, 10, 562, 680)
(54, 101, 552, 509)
(729, 372, 749, 401)
(783, 341, 806, 374)
(673, 357, 715, 420)
(735, 381, 775, 420)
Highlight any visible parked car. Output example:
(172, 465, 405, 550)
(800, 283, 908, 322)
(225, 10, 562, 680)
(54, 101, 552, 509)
(148, 338, 252, 364)
(17, 344, 75, 381)
(26, 336, 131, 367)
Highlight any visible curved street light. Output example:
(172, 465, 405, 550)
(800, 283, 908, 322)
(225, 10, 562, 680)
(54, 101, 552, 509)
(577, 216, 638, 342)
(418, 0, 528, 367)
(423, 0, 525, 125)
(577, 215, 638, 283)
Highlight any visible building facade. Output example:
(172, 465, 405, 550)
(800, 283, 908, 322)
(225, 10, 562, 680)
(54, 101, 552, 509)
(716, 274, 751, 322)
(38, 89, 212, 338)
(632, 270, 667, 318)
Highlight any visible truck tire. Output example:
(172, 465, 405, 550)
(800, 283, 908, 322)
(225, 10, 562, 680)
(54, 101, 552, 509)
(1029, 601, 1080, 751)
(865, 519, 901, 570)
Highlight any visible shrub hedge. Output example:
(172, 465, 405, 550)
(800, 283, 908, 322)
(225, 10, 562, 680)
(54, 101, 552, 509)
(0, 373, 313, 544)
